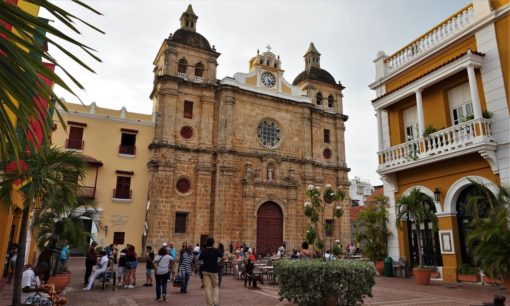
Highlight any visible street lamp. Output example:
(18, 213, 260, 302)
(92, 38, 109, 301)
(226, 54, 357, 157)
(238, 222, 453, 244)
(434, 188, 441, 203)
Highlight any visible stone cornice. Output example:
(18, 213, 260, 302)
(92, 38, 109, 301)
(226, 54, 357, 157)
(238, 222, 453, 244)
(149, 142, 350, 172)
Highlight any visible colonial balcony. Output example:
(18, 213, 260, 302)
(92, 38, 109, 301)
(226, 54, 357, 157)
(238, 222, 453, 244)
(77, 186, 96, 199)
(113, 188, 132, 200)
(118, 145, 136, 155)
(65, 138, 84, 150)
(384, 4, 474, 75)
(377, 118, 498, 174)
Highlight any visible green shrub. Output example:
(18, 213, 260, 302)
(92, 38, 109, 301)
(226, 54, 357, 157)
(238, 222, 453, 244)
(274, 259, 375, 306)
(457, 264, 478, 275)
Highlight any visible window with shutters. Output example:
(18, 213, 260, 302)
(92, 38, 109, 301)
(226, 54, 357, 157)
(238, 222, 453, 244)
(66, 126, 84, 150)
(325, 219, 333, 237)
(184, 101, 193, 119)
(119, 133, 136, 155)
(113, 232, 125, 245)
(448, 83, 473, 125)
(175, 213, 187, 233)
(324, 129, 330, 143)
(114, 176, 132, 199)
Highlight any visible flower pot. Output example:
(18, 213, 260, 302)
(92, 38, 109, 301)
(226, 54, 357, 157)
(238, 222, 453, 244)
(482, 276, 504, 285)
(457, 274, 480, 282)
(47, 272, 71, 291)
(413, 268, 432, 285)
(375, 261, 385, 275)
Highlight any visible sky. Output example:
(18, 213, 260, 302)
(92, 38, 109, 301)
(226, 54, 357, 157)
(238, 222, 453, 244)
(43, 0, 470, 186)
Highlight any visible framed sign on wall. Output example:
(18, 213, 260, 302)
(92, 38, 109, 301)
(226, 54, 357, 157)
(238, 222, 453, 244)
(439, 230, 455, 254)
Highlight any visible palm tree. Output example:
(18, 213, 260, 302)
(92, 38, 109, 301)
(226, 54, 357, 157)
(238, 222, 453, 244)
(466, 180, 510, 281)
(0, 0, 102, 162)
(0, 146, 87, 306)
(395, 188, 437, 269)
(356, 195, 389, 262)
(35, 193, 97, 276)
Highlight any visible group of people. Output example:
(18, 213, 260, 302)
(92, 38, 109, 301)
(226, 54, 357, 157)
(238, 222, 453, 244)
(81, 237, 225, 306)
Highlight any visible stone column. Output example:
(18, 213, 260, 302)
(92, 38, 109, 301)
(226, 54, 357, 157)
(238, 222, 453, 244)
(376, 110, 384, 151)
(156, 88, 179, 144)
(466, 65, 483, 119)
(199, 95, 215, 149)
(415, 90, 425, 137)
(217, 94, 235, 150)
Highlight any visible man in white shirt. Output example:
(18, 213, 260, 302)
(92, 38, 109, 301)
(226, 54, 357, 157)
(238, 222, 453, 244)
(22, 264, 52, 306)
(83, 250, 109, 290)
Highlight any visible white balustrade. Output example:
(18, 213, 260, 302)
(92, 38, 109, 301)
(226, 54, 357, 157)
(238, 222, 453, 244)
(177, 72, 187, 80)
(385, 5, 474, 73)
(378, 118, 493, 170)
(194, 76, 203, 83)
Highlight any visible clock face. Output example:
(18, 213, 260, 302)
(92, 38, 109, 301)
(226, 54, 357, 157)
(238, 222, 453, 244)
(261, 72, 276, 88)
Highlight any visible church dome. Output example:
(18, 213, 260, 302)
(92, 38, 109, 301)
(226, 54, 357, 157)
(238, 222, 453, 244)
(292, 66, 337, 86)
(171, 28, 212, 52)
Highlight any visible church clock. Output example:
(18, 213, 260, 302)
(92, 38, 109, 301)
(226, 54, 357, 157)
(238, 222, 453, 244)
(261, 72, 276, 88)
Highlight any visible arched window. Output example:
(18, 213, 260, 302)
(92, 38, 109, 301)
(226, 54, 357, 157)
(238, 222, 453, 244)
(328, 95, 334, 108)
(177, 59, 187, 74)
(316, 92, 323, 105)
(195, 62, 204, 77)
(457, 185, 490, 265)
(406, 199, 442, 267)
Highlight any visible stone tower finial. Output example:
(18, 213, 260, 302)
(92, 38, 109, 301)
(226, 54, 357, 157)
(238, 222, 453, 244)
(180, 4, 198, 32)
(304, 42, 321, 70)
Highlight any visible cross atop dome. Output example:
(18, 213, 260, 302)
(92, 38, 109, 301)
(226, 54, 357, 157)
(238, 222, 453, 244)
(266, 44, 272, 53)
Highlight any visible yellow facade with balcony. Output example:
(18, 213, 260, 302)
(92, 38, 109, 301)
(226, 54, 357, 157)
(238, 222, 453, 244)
(51, 102, 154, 253)
(370, 0, 509, 282)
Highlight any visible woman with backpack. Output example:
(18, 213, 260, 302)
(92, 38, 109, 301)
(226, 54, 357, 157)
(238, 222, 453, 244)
(153, 246, 172, 301)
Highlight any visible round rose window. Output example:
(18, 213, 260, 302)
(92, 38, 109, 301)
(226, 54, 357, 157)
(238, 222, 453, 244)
(323, 148, 332, 159)
(176, 178, 191, 193)
(180, 126, 193, 139)
(256, 119, 281, 148)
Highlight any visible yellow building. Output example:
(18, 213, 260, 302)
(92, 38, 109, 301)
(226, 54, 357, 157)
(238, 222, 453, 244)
(370, 0, 509, 281)
(51, 101, 154, 252)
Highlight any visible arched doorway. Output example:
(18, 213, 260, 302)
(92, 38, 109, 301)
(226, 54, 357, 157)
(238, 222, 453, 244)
(256, 202, 283, 256)
(456, 185, 490, 265)
(407, 200, 443, 267)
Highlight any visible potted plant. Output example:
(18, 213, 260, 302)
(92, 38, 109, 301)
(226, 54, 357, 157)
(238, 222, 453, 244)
(274, 259, 375, 306)
(35, 193, 96, 291)
(457, 264, 480, 282)
(396, 188, 437, 285)
(355, 195, 389, 275)
(466, 180, 510, 292)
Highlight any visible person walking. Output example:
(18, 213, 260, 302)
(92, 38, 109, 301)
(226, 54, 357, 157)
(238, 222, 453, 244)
(167, 242, 177, 281)
(144, 246, 155, 286)
(117, 247, 127, 287)
(179, 245, 194, 294)
(84, 241, 97, 287)
(217, 243, 225, 287)
(154, 246, 172, 301)
(125, 245, 137, 288)
(198, 236, 224, 306)
(59, 243, 70, 272)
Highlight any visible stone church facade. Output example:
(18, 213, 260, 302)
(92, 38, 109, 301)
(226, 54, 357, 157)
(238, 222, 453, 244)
(146, 5, 351, 253)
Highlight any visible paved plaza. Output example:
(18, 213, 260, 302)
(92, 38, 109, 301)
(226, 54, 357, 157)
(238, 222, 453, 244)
(1, 258, 507, 306)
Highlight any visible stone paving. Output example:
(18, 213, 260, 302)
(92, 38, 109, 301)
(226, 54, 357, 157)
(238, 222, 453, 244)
(1, 257, 507, 305)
